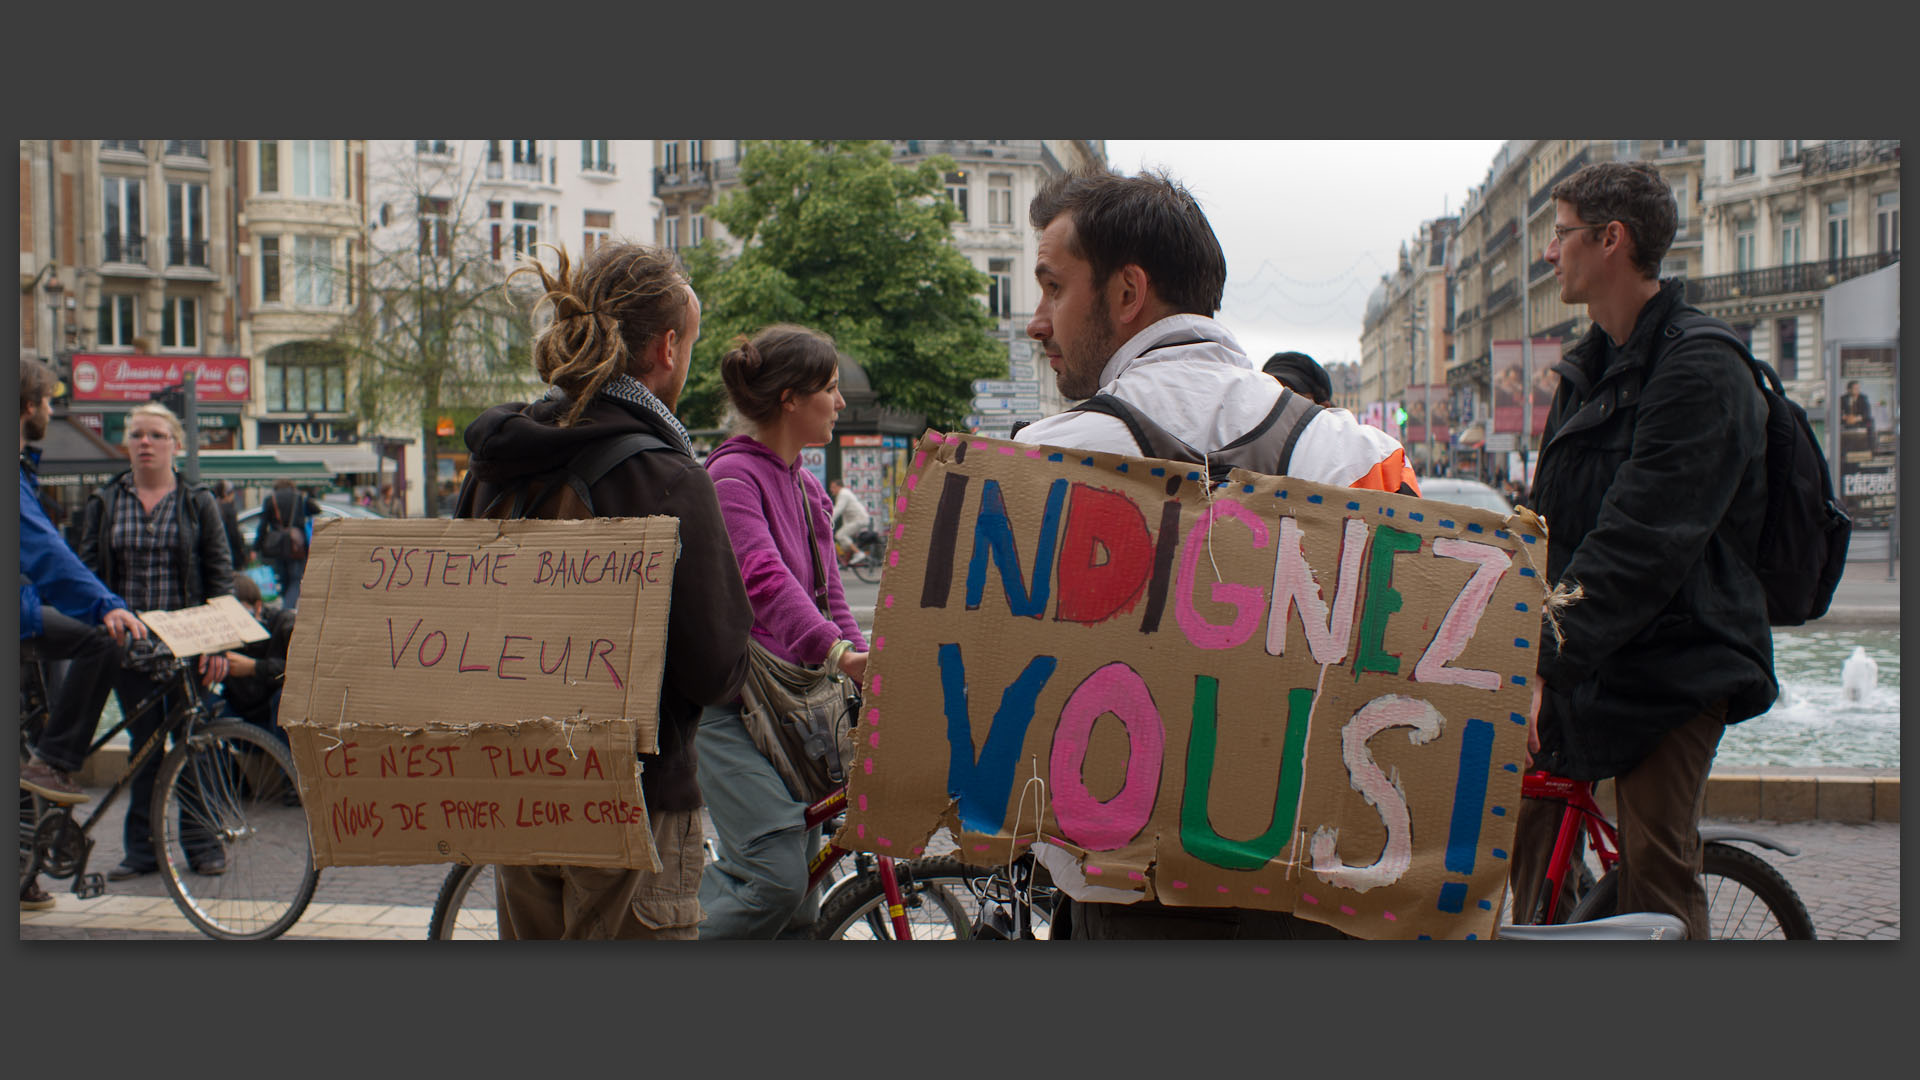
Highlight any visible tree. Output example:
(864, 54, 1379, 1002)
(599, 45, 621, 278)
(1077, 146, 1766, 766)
(337, 144, 543, 516)
(677, 140, 1005, 431)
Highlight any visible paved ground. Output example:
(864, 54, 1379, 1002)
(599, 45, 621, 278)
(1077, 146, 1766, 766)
(22, 544, 1899, 942)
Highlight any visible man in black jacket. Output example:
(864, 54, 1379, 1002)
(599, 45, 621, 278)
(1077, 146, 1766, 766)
(1508, 162, 1775, 939)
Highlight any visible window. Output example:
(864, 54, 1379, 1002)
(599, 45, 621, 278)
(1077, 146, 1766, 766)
(945, 171, 969, 222)
(1780, 140, 1802, 165)
(988, 173, 1013, 226)
(662, 141, 680, 173)
(689, 140, 705, 168)
(160, 296, 198, 349)
(510, 140, 540, 181)
(260, 236, 281, 302)
(1671, 181, 1689, 236)
(581, 140, 612, 173)
(510, 203, 540, 258)
(1735, 222, 1756, 272)
(1734, 140, 1756, 175)
(100, 140, 143, 155)
(344, 238, 356, 306)
(294, 235, 334, 306)
(1660, 256, 1687, 280)
(415, 140, 450, 156)
(263, 343, 347, 414)
(1661, 139, 1687, 152)
(1876, 191, 1899, 254)
(165, 140, 206, 159)
(419, 197, 450, 257)
(1775, 317, 1799, 381)
(1778, 209, 1803, 265)
(103, 176, 144, 263)
(583, 210, 612, 258)
(987, 258, 1013, 318)
(1615, 139, 1639, 159)
(690, 212, 706, 247)
(1826, 198, 1850, 260)
(664, 215, 681, 251)
(258, 140, 279, 193)
(167, 182, 208, 267)
(292, 140, 332, 197)
(96, 294, 138, 347)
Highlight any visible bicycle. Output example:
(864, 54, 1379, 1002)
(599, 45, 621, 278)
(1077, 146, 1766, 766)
(18, 636, 319, 940)
(842, 527, 885, 585)
(1505, 769, 1815, 940)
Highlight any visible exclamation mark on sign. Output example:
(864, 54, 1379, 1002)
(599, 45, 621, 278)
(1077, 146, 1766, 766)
(1436, 717, 1494, 914)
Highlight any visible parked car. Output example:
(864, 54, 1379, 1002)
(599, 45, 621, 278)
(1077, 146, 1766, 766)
(237, 499, 386, 550)
(1419, 477, 1515, 515)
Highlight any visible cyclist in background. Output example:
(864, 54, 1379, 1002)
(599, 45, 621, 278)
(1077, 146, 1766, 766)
(17, 359, 148, 908)
(828, 478, 872, 567)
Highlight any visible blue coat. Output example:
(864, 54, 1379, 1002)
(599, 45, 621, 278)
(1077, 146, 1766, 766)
(19, 448, 128, 638)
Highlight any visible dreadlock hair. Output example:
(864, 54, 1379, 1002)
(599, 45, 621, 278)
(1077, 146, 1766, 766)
(514, 240, 693, 426)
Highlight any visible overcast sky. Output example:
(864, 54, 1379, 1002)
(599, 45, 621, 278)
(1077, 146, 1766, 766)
(1103, 141, 1508, 371)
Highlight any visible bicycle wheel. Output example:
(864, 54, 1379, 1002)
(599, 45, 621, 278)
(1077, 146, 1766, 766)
(1564, 842, 1815, 940)
(153, 720, 319, 940)
(850, 541, 884, 584)
(428, 863, 500, 940)
(814, 856, 978, 940)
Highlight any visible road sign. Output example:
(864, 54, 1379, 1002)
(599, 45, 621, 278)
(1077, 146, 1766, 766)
(971, 379, 1040, 397)
(970, 396, 1045, 413)
(1008, 361, 1039, 381)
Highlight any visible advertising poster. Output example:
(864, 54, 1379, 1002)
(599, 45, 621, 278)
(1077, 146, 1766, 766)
(1490, 339, 1561, 439)
(1837, 347, 1897, 529)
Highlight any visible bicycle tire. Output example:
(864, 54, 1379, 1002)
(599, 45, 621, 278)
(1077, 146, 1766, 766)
(1564, 841, 1815, 940)
(153, 720, 319, 941)
(850, 546, 884, 585)
(813, 856, 979, 940)
(428, 862, 499, 940)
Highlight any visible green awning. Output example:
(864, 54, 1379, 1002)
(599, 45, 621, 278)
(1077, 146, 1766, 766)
(188, 452, 333, 481)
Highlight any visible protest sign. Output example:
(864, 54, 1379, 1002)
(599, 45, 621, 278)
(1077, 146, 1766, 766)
(838, 432, 1549, 940)
(279, 517, 679, 871)
(138, 595, 269, 657)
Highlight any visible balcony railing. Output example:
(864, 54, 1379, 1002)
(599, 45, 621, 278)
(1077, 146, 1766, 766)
(1683, 251, 1899, 304)
(654, 164, 714, 193)
(165, 140, 206, 159)
(103, 233, 146, 263)
(511, 160, 542, 181)
(416, 140, 451, 156)
(1455, 304, 1480, 326)
(1456, 248, 1479, 273)
(1485, 279, 1517, 314)
(100, 139, 143, 155)
(167, 236, 209, 267)
(1528, 147, 1591, 214)
(896, 139, 1042, 162)
(1778, 144, 1803, 167)
(1484, 218, 1518, 256)
(1802, 139, 1901, 177)
(1529, 256, 1554, 283)
(1656, 140, 1697, 159)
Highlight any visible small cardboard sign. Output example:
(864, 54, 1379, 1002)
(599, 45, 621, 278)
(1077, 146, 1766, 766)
(837, 431, 1550, 940)
(279, 517, 680, 870)
(139, 595, 270, 657)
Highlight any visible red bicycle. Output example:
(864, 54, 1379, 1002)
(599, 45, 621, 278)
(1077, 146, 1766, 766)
(1505, 770, 1815, 940)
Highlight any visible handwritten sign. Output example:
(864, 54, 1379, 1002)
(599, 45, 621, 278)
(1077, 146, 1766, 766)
(838, 432, 1549, 940)
(139, 595, 269, 657)
(279, 517, 679, 870)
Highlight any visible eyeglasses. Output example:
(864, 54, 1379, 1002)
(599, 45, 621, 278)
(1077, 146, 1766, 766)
(1551, 224, 1606, 244)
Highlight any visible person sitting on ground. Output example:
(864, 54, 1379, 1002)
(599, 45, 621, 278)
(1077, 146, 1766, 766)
(213, 572, 295, 744)
(827, 478, 872, 566)
(17, 359, 150, 910)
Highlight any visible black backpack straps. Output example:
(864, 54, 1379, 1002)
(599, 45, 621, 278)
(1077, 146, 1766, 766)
(1069, 394, 1205, 464)
(478, 431, 675, 520)
(1210, 387, 1320, 478)
(1660, 312, 1774, 395)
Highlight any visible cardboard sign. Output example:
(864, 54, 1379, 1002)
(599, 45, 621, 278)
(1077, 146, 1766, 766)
(279, 517, 680, 870)
(138, 595, 270, 657)
(838, 432, 1550, 940)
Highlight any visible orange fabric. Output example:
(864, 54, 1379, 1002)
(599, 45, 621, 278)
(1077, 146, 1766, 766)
(1348, 449, 1421, 497)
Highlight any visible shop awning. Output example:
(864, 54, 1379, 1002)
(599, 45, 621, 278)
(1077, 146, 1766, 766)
(269, 443, 384, 474)
(189, 451, 332, 481)
(30, 417, 127, 476)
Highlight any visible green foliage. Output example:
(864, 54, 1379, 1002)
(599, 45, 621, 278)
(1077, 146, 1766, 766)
(678, 140, 1006, 431)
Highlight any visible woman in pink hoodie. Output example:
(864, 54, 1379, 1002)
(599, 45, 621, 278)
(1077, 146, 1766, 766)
(697, 324, 869, 938)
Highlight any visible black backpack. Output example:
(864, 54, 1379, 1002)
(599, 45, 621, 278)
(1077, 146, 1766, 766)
(1653, 311, 1851, 626)
(1061, 389, 1322, 484)
(473, 432, 676, 520)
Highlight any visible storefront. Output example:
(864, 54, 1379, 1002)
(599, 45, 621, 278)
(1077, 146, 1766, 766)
(255, 417, 384, 498)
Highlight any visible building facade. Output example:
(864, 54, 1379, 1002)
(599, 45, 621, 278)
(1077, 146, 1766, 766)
(1359, 217, 1456, 471)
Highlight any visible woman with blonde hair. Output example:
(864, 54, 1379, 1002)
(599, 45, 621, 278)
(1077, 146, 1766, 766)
(697, 323, 867, 938)
(73, 401, 234, 880)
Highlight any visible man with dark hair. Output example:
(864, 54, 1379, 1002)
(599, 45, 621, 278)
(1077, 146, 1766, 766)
(1012, 170, 1419, 939)
(18, 359, 149, 908)
(1262, 351, 1333, 406)
(255, 477, 320, 609)
(1507, 161, 1775, 939)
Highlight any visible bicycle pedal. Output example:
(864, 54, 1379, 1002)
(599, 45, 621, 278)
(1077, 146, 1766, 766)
(75, 873, 105, 900)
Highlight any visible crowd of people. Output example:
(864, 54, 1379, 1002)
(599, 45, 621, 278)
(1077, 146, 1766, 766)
(20, 158, 1774, 942)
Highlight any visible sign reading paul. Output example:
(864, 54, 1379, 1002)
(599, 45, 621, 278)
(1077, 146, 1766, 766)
(839, 431, 1550, 940)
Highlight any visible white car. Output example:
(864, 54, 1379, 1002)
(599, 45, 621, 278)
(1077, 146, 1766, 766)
(1418, 477, 1515, 515)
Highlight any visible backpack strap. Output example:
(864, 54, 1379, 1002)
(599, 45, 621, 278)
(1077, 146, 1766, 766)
(1213, 387, 1321, 478)
(1656, 311, 1778, 396)
(1068, 394, 1207, 465)
(481, 431, 675, 519)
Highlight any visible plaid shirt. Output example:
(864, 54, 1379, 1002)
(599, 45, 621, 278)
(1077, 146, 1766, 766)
(104, 475, 187, 612)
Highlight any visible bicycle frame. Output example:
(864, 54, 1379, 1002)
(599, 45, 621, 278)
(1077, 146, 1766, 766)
(802, 785, 915, 939)
(1520, 770, 1620, 924)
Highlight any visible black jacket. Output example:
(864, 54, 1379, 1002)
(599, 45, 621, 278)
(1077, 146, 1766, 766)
(224, 603, 296, 717)
(1531, 280, 1776, 780)
(79, 470, 235, 611)
(455, 391, 753, 813)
